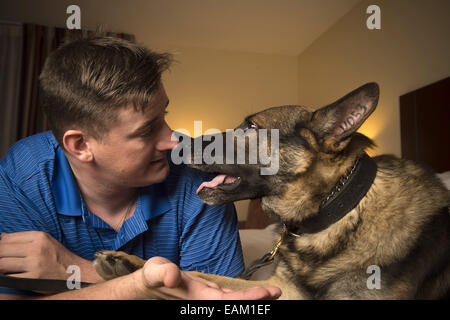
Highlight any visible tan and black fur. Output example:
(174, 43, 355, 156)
(94, 83, 450, 299)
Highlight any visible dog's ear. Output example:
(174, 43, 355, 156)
(310, 82, 379, 152)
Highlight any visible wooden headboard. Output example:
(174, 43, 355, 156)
(400, 77, 450, 173)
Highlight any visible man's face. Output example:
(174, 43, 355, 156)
(89, 85, 176, 188)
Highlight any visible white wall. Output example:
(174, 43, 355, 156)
(297, 0, 450, 157)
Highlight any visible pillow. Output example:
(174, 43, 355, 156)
(436, 171, 450, 190)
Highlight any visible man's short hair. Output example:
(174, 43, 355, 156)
(39, 36, 173, 147)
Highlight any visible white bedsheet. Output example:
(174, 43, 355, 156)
(437, 171, 450, 190)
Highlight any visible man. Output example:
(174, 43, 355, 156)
(0, 36, 280, 300)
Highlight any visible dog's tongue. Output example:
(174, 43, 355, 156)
(196, 174, 226, 194)
(196, 174, 237, 194)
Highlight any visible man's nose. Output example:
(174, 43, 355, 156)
(157, 122, 179, 151)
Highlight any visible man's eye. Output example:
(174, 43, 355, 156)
(141, 124, 158, 137)
(141, 116, 167, 138)
(142, 130, 154, 137)
(139, 129, 154, 138)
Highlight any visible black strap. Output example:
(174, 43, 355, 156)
(236, 227, 286, 280)
(0, 274, 92, 294)
(287, 153, 377, 236)
(236, 253, 274, 280)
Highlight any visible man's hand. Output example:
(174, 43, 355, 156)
(0, 231, 102, 283)
(134, 256, 282, 300)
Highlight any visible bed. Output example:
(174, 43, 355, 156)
(239, 77, 450, 280)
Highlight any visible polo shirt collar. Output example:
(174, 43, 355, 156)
(51, 146, 171, 221)
(139, 183, 172, 221)
(52, 146, 82, 216)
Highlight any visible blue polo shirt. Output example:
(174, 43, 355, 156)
(0, 131, 244, 295)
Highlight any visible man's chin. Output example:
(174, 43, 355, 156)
(144, 160, 170, 185)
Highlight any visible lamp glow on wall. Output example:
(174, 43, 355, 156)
(167, 109, 231, 138)
(357, 117, 386, 157)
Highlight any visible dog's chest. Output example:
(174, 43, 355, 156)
(276, 230, 353, 287)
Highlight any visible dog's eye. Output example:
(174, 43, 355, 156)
(247, 121, 258, 130)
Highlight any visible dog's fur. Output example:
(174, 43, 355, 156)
(94, 83, 450, 299)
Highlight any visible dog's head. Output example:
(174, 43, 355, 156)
(185, 83, 379, 209)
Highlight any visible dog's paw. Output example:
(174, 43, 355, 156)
(93, 250, 145, 280)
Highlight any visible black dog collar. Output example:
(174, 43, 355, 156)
(286, 152, 377, 237)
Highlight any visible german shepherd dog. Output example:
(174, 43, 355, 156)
(94, 83, 450, 299)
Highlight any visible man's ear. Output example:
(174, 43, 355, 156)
(309, 82, 379, 152)
(63, 130, 94, 162)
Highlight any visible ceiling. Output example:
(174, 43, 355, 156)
(1, 0, 362, 56)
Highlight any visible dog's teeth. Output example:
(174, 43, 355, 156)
(224, 175, 237, 184)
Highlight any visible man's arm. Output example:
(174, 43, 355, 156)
(1, 256, 281, 300)
(0, 230, 103, 299)
(0, 231, 103, 283)
(0, 167, 104, 297)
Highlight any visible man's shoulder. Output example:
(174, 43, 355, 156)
(0, 131, 57, 184)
